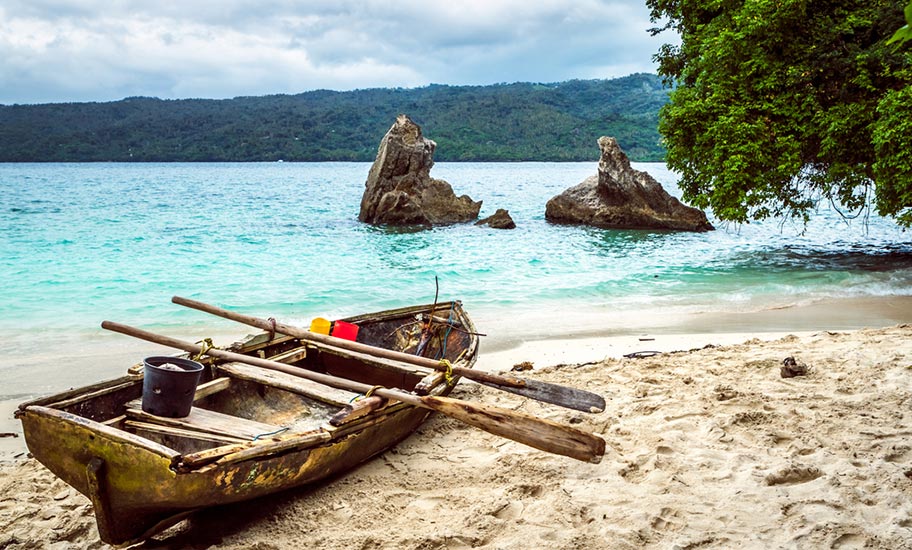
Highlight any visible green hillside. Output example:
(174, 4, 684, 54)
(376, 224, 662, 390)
(0, 73, 668, 162)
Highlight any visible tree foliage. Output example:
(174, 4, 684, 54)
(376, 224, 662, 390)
(647, 0, 912, 225)
(888, 1, 912, 44)
(0, 75, 668, 163)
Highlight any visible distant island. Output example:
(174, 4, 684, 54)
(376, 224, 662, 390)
(0, 73, 668, 163)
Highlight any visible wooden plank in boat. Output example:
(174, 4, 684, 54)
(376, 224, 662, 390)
(179, 429, 333, 470)
(215, 429, 332, 467)
(102, 414, 126, 427)
(125, 420, 249, 445)
(215, 362, 357, 407)
(329, 395, 388, 426)
(414, 371, 446, 395)
(228, 333, 297, 355)
(193, 377, 231, 401)
(19, 375, 140, 409)
(263, 345, 307, 364)
(114, 378, 231, 428)
(125, 400, 282, 441)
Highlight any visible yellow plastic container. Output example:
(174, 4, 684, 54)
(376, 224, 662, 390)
(310, 317, 332, 335)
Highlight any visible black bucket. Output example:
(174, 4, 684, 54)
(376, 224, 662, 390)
(142, 356, 204, 418)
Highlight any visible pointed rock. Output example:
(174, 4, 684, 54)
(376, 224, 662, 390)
(359, 114, 482, 225)
(545, 137, 713, 232)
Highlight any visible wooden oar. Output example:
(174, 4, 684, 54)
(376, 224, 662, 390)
(171, 296, 606, 414)
(101, 321, 606, 463)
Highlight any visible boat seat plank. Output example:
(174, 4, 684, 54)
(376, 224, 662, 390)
(193, 377, 231, 401)
(125, 420, 249, 445)
(215, 362, 357, 407)
(125, 400, 282, 441)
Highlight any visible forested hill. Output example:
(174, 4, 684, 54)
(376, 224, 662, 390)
(0, 73, 668, 162)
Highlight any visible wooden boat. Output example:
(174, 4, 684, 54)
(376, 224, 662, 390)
(16, 301, 479, 545)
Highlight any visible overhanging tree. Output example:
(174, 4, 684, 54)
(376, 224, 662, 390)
(647, 0, 912, 225)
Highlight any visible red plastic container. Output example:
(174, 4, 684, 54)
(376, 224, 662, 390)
(331, 320, 360, 341)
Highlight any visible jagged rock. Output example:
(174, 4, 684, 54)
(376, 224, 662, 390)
(475, 208, 516, 229)
(359, 114, 482, 225)
(545, 137, 714, 232)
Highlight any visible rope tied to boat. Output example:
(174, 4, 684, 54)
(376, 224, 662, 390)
(193, 338, 217, 361)
(436, 302, 457, 360)
(252, 426, 289, 440)
(439, 359, 456, 387)
(350, 385, 386, 403)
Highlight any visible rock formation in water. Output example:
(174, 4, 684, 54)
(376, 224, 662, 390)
(475, 208, 516, 229)
(359, 115, 482, 225)
(545, 137, 714, 232)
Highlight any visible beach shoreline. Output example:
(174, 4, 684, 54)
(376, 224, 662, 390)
(479, 294, 912, 369)
(3, 295, 912, 460)
(2, 319, 911, 548)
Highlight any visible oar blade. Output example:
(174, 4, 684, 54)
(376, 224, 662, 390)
(474, 378, 606, 414)
(420, 395, 606, 463)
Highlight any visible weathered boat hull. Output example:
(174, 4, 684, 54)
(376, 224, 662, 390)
(19, 399, 434, 543)
(17, 301, 477, 544)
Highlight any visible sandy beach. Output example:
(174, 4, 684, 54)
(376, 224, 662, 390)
(2, 300, 912, 549)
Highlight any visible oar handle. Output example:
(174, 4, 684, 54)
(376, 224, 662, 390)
(101, 321, 605, 463)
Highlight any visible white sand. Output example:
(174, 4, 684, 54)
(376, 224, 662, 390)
(3, 323, 912, 549)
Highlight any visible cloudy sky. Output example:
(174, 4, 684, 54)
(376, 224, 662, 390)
(0, 0, 672, 105)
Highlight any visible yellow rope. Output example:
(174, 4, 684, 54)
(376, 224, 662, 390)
(439, 359, 456, 387)
(350, 385, 386, 403)
(194, 338, 216, 361)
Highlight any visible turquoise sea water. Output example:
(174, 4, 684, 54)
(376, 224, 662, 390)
(2, 161, 912, 382)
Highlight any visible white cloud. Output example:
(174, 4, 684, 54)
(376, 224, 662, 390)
(0, 0, 668, 104)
